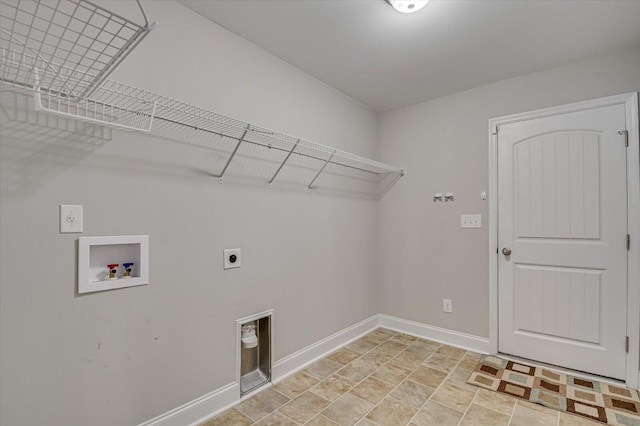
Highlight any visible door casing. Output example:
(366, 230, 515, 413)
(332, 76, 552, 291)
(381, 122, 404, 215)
(488, 92, 640, 388)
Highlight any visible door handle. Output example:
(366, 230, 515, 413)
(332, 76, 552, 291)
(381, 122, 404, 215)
(502, 247, 512, 256)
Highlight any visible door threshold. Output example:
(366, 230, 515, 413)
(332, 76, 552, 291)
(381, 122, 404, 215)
(499, 352, 626, 387)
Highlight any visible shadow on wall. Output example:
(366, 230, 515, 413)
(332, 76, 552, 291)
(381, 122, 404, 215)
(0, 87, 399, 200)
(0, 87, 111, 198)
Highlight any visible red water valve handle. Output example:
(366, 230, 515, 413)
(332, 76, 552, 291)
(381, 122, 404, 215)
(107, 264, 119, 269)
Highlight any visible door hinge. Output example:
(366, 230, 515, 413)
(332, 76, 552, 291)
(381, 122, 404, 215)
(493, 125, 500, 136)
(619, 130, 629, 147)
(628, 234, 631, 250)
(626, 336, 630, 353)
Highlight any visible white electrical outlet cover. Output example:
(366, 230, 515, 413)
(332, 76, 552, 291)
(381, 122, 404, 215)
(224, 248, 241, 270)
(60, 204, 83, 233)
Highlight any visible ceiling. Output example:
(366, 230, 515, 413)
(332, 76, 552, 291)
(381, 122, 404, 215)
(179, 0, 640, 112)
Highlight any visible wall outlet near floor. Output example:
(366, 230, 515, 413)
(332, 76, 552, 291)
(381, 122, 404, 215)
(443, 299, 453, 313)
(460, 214, 481, 229)
(224, 248, 241, 270)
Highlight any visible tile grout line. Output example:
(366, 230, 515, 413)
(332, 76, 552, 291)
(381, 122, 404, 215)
(321, 330, 442, 425)
(506, 398, 517, 426)
(372, 332, 470, 425)
(265, 386, 299, 424)
(282, 338, 393, 425)
(331, 333, 395, 424)
(455, 390, 478, 426)
(357, 331, 485, 425)
(408, 349, 468, 425)
(372, 332, 478, 424)
(296, 330, 399, 425)
(343, 331, 420, 425)
(463, 387, 523, 420)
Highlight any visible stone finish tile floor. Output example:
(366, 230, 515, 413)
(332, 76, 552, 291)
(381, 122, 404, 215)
(201, 328, 602, 426)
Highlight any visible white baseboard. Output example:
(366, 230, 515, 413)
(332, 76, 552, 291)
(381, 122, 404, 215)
(272, 315, 379, 382)
(378, 314, 491, 354)
(138, 314, 488, 425)
(138, 315, 378, 426)
(137, 382, 239, 426)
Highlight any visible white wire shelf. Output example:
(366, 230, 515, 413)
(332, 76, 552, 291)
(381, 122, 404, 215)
(0, 0, 156, 100)
(2, 66, 405, 186)
(0, 1, 404, 190)
(32, 69, 156, 132)
(92, 79, 405, 186)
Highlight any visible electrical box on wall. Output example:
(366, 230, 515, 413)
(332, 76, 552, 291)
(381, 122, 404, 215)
(224, 248, 241, 270)
(78, 235, 149, 294)
(60, 204, 83, 233)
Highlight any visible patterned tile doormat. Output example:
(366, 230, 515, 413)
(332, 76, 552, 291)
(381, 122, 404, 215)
(467, 355, 640, 425)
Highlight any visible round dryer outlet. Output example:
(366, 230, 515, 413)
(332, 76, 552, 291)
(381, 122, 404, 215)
(223, 248, 241, 270)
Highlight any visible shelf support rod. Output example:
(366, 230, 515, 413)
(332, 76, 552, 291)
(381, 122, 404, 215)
(216, 125, 250, 183)
(307, 150, 336, 191)
(377, 169, 405, 200)
(268, 139, 299, 188)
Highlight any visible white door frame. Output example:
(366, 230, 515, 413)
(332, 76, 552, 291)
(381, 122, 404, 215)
(488, 92, 640, 388)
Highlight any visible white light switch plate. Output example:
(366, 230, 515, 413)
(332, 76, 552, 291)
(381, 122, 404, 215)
(461, 214, 481, 229)
(60, 205, 83, 233)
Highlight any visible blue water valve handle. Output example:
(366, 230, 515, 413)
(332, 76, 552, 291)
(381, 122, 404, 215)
(123, 262, 134, 278)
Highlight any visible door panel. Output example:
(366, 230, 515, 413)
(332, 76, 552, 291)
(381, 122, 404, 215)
(514, 132, 601, 239)
(515, 264, 601, 343)
(498, 104, 627, 379)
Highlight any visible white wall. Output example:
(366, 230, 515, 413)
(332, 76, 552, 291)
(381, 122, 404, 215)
(378, 47, 640, 338)
(0, 2, 380, 425)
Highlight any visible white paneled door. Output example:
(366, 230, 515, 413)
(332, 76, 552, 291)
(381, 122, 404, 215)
(498, 104, 628, 379)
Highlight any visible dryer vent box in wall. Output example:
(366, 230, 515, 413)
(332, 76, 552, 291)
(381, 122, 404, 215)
(78, 235, 149, 294)
(237, 311, 272, 397)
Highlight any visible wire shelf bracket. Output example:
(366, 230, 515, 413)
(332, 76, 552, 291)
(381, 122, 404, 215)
(214, 125, 250, 184)
(268, 139, 300, 188)
(307, 150, 336, 191)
